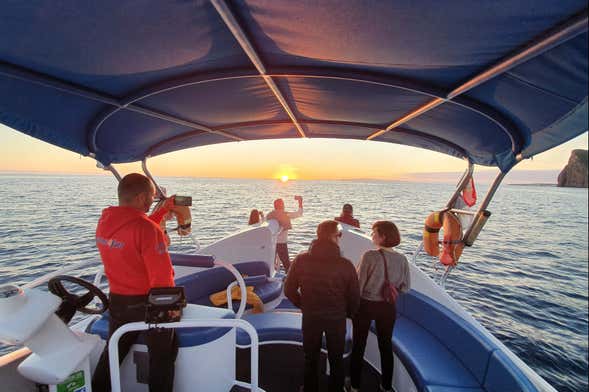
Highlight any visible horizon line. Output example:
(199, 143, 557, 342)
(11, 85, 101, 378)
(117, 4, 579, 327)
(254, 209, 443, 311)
(0, 168, 561, 183)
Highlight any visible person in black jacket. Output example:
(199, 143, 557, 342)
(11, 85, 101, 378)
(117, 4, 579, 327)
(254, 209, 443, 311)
(285, 220, 360, 392)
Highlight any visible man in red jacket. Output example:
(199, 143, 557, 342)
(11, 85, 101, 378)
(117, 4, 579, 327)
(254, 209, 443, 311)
(92, 173, 178, 392)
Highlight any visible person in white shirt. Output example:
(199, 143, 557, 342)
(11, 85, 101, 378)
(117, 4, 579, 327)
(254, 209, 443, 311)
(266, 196, 303, 272)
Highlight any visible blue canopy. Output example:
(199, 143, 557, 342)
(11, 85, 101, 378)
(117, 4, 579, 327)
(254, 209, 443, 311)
(0, 1, 587, 172)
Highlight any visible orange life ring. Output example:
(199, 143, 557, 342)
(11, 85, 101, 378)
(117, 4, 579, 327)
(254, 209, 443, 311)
(169, 204, 192, 236)
(423, 210, 464, 266)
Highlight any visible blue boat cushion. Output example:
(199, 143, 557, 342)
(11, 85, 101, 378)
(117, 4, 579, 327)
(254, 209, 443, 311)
(275, 297, 301, 312)
(243, 275, 268, 286)
(401, 291, 494, 383)
(392, 317, 480, 389)
(425, 387, 484, 392)
(170, 253, 215, 268)
(234, 261, 270, 278)
(484, 350, 536, 392)
(174, 261, 281, 310)
(87, 311, 235, 348)
(236, 312, 353, 354)
(230, 279, 283, 313)
(371, 290, 538, 391)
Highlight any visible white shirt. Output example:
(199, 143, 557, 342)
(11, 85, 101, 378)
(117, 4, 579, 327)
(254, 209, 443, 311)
(276, 207, 303, 244)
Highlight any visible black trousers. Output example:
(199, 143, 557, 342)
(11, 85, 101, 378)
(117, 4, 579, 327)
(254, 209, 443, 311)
(91, 294, 178, 392)
(302, 316, 346, 392)
(350, 299, 396, 390)
(276, 242, 291, 272)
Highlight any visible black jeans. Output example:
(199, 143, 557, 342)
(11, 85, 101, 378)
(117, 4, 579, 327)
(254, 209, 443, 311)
(276, 242, 291, 272)
(302, 316, 346, 392)
(350, 299, 396, 390)
(91, 294, 178, 392)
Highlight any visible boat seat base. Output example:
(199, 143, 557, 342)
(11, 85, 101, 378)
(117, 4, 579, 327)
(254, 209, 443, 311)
(236, 311, 353, 355)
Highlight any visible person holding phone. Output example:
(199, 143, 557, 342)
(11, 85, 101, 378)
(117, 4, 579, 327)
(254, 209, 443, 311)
(92, 173, 179, 392)
(266, 195, 303, 273)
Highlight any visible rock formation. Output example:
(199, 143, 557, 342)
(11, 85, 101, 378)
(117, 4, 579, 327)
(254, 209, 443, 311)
(557, 149, 588, 188)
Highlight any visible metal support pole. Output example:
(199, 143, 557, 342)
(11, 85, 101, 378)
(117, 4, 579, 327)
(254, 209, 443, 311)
(461, 154, 521, 245)
(462, 170, 506, 243)
(439, 266, 454, 288)
(141, 158, 166, 199)
(96, 161, 122, 182)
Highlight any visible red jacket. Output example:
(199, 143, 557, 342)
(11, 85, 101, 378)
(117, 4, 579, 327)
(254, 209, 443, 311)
(335, 214, 360, 228)
(96, 206, 174, 295)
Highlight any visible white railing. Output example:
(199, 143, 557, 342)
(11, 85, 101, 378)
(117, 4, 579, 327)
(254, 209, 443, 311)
(215, 260, 247, 319)
(108, 318, 262, 392)
(21, 260, 97, 290)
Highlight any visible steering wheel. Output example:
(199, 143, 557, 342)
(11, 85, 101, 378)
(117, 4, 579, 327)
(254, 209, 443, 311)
(48, 275, 109, 323)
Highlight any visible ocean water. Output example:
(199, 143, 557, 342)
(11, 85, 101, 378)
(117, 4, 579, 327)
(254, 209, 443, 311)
(0, 174, 587, 391)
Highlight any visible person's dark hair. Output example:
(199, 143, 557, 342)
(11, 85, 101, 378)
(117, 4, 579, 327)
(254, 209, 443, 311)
(317, 220, 339, 241)
(372, 220, 401, 247)
(342, 203, 353, 214)
(118, 173, 153, 203)
(273, 198, 284, 210)
(248, 209, 261, 225)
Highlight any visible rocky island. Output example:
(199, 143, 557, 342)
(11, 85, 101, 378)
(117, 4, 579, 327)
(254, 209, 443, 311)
(557, 149, 588, 188)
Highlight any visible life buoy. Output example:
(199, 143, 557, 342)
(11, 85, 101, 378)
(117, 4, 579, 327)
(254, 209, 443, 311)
(423, 210, 464, 266)
(169, 204, 192, 236)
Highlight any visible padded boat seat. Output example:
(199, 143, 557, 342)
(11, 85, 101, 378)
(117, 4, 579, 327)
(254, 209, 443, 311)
(236, 312, 353, 354)
(87, 306, 235, 348)
(275, 297, 301, 312)
(425, 387, 484, 392)
(392, 317, 482, 390)
(377, 291, 537, 392)
(174, 261, 282, 311)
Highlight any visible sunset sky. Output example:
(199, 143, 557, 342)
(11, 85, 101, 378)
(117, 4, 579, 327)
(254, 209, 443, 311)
(0, 124, 587, 180)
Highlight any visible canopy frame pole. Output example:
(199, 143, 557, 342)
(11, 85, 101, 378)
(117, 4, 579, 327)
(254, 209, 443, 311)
(89, 67, 519, 152)
(0, 62, 243, 155)
(462, 155, 522, 246)
(94, 160, 122, 182)
(0, 59, 516, 160)
(461, 170, 506, 245)
(367, 10, 589, 153)
(210, 0, 307, 138)
(141, 158, 166, 199)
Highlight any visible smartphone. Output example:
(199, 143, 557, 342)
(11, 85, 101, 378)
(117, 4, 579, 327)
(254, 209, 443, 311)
(174, 196, 192, 206)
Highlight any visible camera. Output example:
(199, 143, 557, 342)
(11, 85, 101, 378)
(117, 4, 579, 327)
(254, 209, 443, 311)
(145, 287, 186, 324)
(294, 195, 302, 201)
(174, 196, 192, 206)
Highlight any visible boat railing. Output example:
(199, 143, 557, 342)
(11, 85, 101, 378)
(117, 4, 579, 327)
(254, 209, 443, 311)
(215, 259, 248, 319)
(21, 260, 99, 290)
(108, 318, 264, 392)
(449, 208, 477, 216)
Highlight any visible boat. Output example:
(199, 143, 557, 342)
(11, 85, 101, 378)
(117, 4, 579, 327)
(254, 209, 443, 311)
(0, 1, 587, 391)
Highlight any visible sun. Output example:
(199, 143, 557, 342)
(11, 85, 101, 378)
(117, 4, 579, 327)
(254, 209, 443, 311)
(280, 175, 289, 183)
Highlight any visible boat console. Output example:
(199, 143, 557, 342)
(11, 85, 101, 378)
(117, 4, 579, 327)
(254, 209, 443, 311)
(0, 284, 100, 390)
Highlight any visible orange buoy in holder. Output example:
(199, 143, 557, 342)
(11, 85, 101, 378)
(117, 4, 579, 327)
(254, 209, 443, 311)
(423, 210, 465, 266)
(169, 204, 192, 236)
